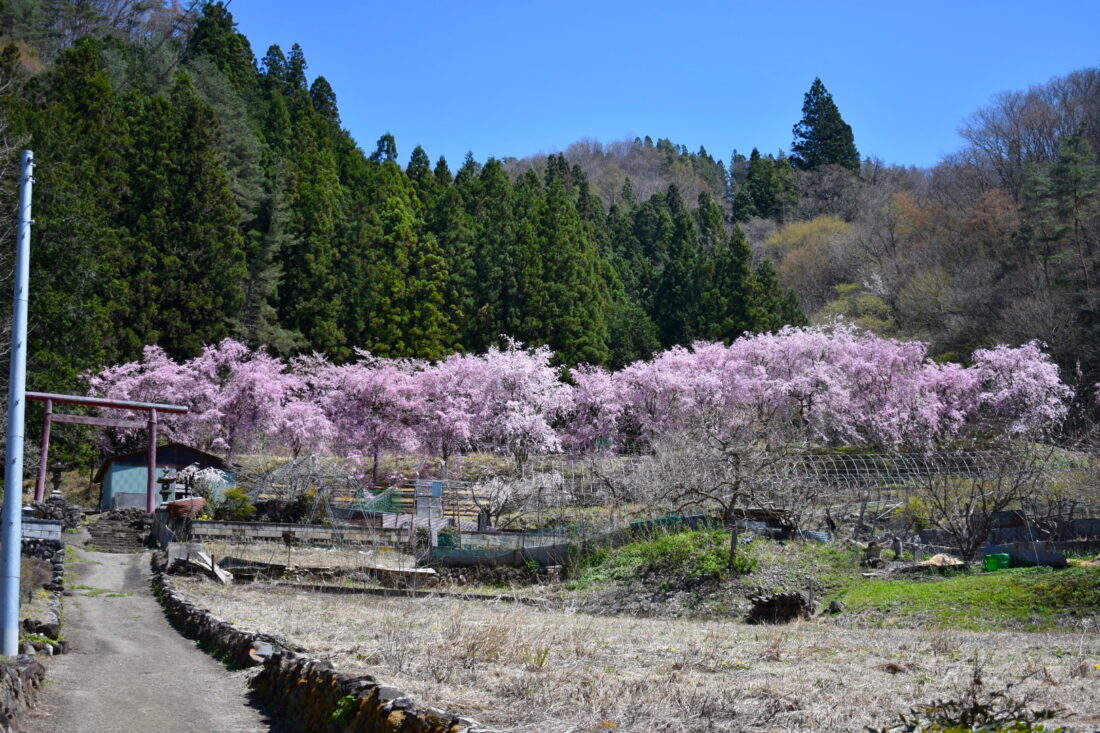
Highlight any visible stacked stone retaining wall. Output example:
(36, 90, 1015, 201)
(21, 538, 65, 593)
(0, 656, 46, 732)
(28, 495, 82, 530)
(0, 537, 67, 731)
(154, 570, 492, 732)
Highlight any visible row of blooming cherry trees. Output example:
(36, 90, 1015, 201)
(87, 324, 1072, 469)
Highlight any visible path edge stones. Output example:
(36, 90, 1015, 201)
(152, 561, 495, 733)
(0, 535, 72, 731)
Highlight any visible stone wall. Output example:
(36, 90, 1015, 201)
(21, 537, 66, 657)
(0, 656, 46, 733)
(154, 571, 493, 732)
(432, 564, 559, 586)
(0, 538, 66, 731)
(21, 538, 65, 593)
(28, 495, 82, 531)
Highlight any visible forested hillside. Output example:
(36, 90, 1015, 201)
(510, 68, 1100, 411)
(0, 1, 1097, 419)
(751, 68, 1100, 407)
(0, 0, 803, 399)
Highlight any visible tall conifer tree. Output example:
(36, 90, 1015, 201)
(653, 185, 701, 347)
(790, 77, 860, 172)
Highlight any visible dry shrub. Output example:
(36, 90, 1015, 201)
(1069, 660, 1089, 679)
(869, 662, 1067, 733)
(761, 631, 787, 662)
(455, 616, 513, 667)
(21, 557, 51, 602)
(926, 629, 962, 657)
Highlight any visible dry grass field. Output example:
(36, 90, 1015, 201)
(174, 577, 1100, 732)
(201, 540, 419, 571)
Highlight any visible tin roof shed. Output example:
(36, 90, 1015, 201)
(94, 442, 234, 510)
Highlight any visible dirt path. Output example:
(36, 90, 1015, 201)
(23, 549, 279, 733)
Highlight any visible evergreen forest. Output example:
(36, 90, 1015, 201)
(0, 0, 803, 399)
(0, 1, 1098, 424)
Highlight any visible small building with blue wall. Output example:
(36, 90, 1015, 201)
(93, 442, 235, 510)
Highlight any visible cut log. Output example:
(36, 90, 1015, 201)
(746, 591, 812, 624)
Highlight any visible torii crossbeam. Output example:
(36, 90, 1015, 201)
(27, 392, 188, 513)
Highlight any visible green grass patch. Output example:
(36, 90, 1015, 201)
(565, 531, 870, 594)
(749, 540, 864, 596)
(562, 532, 1100, 631)
(72, 584, 132, 598)
(20, 632, 62, 645)
(835, 565, 1100, 630)
(566, 529, 743, 589)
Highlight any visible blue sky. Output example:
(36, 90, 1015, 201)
(226, 0, 1100, 170)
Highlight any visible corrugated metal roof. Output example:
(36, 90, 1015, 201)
(93, 442, 229, 484)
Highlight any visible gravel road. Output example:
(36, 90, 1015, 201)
(23, 548, 280, 733)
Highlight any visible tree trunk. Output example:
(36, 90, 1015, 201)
(727, 505, 740, 574)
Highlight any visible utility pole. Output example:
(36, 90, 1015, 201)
(2, 150, 34, 656)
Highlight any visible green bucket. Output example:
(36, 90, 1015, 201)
(984, 552, 1011, 572)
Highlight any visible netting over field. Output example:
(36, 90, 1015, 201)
(225, 446, 1096, 541)
(171, 444, 1097, 584)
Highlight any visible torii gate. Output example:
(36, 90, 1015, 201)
(27, 392, 189, 513)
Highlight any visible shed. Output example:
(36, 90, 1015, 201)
(93, 442, 235, 510)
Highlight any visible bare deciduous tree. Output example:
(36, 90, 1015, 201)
(468, 470, 564, 529)
(641, 429, 802, 575)
(918, 451, 1048, 561)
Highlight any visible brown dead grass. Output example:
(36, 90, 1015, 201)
(201, 541, 418, 571)
(173, 577, 1100, 732)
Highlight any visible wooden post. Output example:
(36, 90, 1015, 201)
(33, 399, 52, 501)
(146, 408, 158, 514)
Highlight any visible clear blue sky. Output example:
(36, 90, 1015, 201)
(225, 0, 1100, 170)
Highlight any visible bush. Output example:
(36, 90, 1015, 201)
(870, 664, 1065, 732)
(21, 557, 52, 602)
(896, 495, 931, 533)
(437, 525, 460, 548)
(215, 488, 256, 521)
(567, 529, 755, 589)
(870, 692, 1064, 732)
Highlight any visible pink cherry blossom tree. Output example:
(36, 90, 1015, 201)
(475, 340, 571, 469)
(186, 340, 306, 458)
(971, 341, 1072, 439)
(87, 343, 215, 453)
(411, 353, 487, 463)
(312, 351, 424, 482)
(87, 325, 1072, 472)
(88, 339, 325, 458)
(562, 365, 622, 454)
(606, 323, 1070, 452)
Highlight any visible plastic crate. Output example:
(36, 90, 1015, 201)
(984, 552, 1011, 571)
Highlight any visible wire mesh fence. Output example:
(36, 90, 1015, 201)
(186, 443, 1098, 580)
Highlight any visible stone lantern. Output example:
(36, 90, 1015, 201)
(49, 462, 64, 500)
(158, 470, 180, 504)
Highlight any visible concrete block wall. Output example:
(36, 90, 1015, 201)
(190, 520, 405, 546)
(18, 519, 62, 542)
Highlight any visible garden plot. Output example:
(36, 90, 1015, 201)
(199, 541, 418, 572)
(174, 578, 1100, 732)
